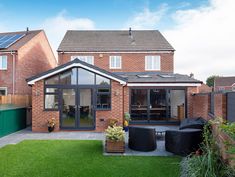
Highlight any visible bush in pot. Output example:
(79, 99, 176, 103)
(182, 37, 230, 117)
(47, 118, 56, 132)
(105, 125, 125, 153)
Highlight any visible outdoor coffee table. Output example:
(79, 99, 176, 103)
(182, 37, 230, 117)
(156, 130, 165, 140)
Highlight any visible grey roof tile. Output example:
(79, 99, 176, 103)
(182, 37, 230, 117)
(58, 30, 174, 52)
(115, 72, 202, 83)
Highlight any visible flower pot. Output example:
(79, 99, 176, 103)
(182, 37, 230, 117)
(105, 140, 125, 153)
(48, 126, 54, 132)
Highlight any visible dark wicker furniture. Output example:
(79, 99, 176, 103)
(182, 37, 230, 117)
(128, 127, 156, 152)
(165, 128, 203, 156)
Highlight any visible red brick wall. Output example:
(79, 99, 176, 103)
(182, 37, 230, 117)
(187, 87, 199, 118)
(31, 80, 125, 132)
(192, 94, 210, 120)
(0, 54, 14, 94)
(214, 93, 227, 119)
(58, 52, 174, 73)
(32, 80, 59, 132)
(16, 31, 57, 95)
(191, 93, 227, 120)
(96, 81, 124, 131)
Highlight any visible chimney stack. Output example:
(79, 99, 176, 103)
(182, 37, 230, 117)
(26, 27, 29, 34)
(189, 73, 194, 78)
(129, 27, 132, 36)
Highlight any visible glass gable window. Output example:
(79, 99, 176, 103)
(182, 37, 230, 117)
(60, 68, 77, 85)
(78, 68, 95, 85)
(96, 75, 110, 85)
(45, 75, 59, 85)
(0, 56, 7, 70)
(44, 67, 111, 110)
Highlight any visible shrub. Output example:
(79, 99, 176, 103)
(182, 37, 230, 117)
(105, 125, 125, 142)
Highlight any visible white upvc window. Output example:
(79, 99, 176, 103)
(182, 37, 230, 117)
(71, 56, 94, 65)
(0, 87, 7, 96)
(109, 56, 122, 69)
(0, 56, 7, 70)
(145, 55, 161, 70)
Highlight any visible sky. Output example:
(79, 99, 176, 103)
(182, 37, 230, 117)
(0, 0, 234, 82)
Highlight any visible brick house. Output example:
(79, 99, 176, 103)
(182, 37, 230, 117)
(27, 30, 202, 132)
(0, 29, 57, 95)
(214, 76, 235, 92)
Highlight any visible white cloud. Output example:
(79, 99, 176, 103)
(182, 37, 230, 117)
(164, 0, 235, 82)
(41, 10, 95, 56)
(124, 4, 168, 29)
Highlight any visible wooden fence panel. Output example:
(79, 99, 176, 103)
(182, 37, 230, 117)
(0, 95, 32, 107)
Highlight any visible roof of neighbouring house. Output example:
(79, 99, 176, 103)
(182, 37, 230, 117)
(57, 30, 175, 52)
(115, 72, 202, 84)
(214, 76, 235, 87)
(0, 30, 42, 52)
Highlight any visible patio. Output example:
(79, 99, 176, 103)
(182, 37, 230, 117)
(0, 126, 178, 156)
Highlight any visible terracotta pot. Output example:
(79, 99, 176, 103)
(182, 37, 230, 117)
(105, 140, 125, 153)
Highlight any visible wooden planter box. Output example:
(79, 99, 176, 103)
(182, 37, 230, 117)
(105, 140, 125, 153)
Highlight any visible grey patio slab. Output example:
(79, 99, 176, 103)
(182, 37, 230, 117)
(0, 125, 178, 157)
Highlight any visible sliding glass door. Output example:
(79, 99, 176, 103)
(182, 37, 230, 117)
(130, 88, 185, 123)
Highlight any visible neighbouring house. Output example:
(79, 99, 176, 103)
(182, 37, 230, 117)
(198, 83, 212, 93)
(214, 76, 235, 92)
(27, 29, 202, 132)
(0, 29, 57, 96)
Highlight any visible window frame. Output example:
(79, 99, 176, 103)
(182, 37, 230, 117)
(96, 86, 111, 110)
(44, 86, 59, 111)
(71, 56, 94, 65)
(109, 56, 122, 69)
(145, 55, 161, 71)
(44, 67, 112, 111)
(0, 87, 7, 96)
(0, 55, 7, 70)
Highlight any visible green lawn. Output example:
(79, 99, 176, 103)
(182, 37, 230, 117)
(0, 140, 181, 177)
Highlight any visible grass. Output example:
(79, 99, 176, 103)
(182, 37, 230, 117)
(0, 140, 181, 177)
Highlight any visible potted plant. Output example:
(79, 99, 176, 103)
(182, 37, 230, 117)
(47, 118, 56, 132)
(123, 112, 131, 132)
(105, 125, 125, 153)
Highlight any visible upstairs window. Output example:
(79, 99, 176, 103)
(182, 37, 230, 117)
(145, 56, 160, 70)
(71, 56, 94, 65)
(109, 56, 122, 69)
(0, 56, 7, 70)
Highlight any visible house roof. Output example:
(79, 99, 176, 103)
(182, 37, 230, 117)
(215, 76, 235, 87)
(57, 30, 175, 52)
(0, 30, 42, 52)
(27, 59, 127, 85)
(115, 72, 202, 84)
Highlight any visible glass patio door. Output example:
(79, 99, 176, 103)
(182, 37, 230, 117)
(60, 88, 94, 129)
(130, 89, 168, 122)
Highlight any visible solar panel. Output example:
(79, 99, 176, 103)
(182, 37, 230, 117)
(0, 33, 25, 49)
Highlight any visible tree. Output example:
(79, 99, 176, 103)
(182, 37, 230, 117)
(206, 75, 219, 87)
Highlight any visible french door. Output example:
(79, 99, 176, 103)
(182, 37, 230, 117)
(60, 88, 95, 129)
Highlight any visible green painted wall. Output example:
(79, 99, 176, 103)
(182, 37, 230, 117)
(0, 108, 26, 138)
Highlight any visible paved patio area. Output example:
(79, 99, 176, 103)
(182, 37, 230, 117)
(0, 126, 178, 156)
